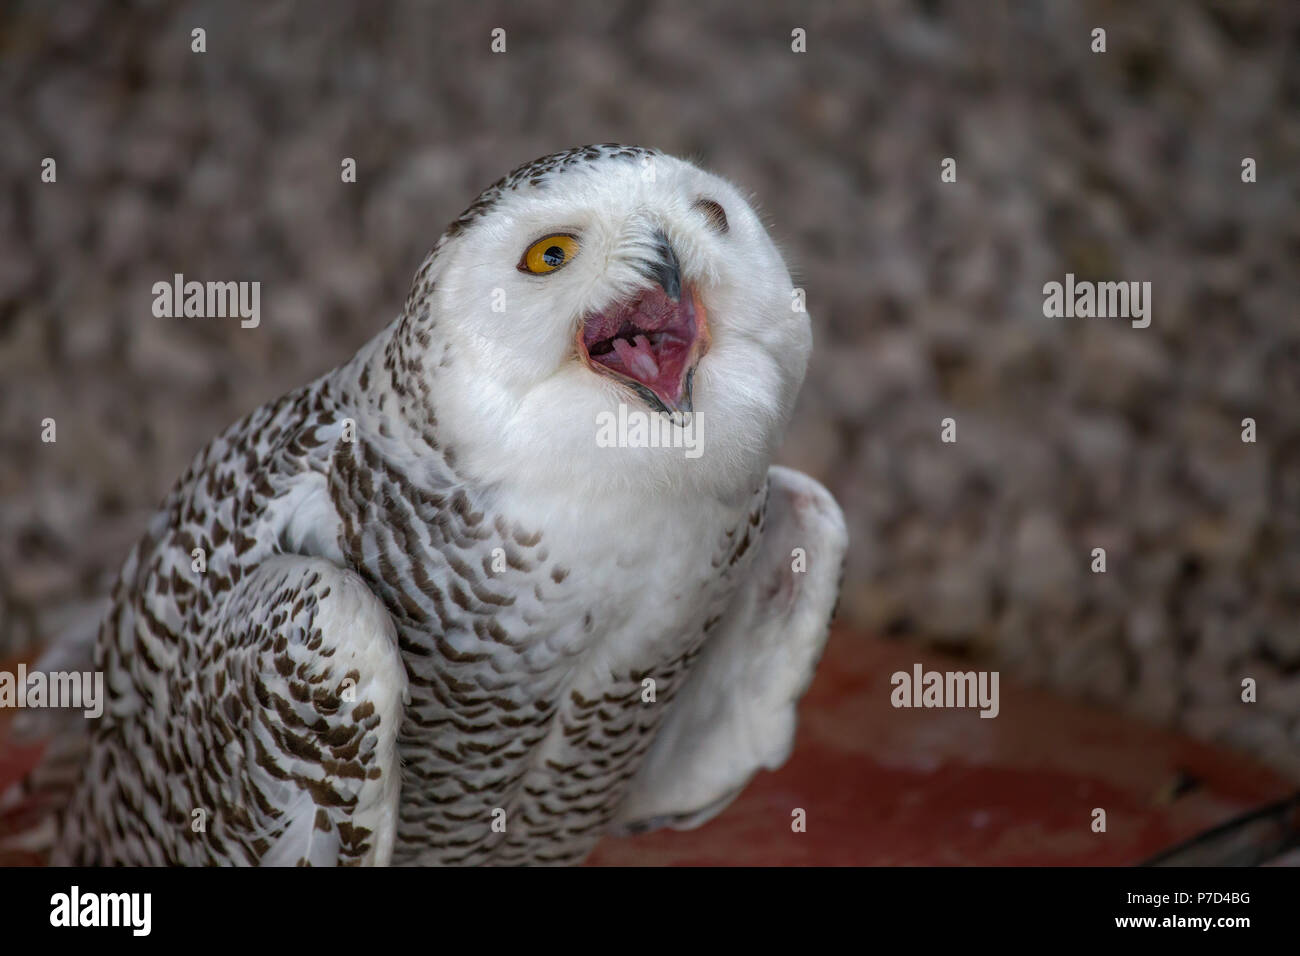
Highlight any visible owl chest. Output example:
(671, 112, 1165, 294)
(403, 489, 742, 670)
(377, 495, 754, 862)
(386, 511, 733, 711)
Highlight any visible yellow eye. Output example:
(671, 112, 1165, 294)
(520, 234, 580, 274)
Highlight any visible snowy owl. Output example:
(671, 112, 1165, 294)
(18, 144, 847, 865)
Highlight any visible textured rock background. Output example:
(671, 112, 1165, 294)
(1, 1, 1297, 774)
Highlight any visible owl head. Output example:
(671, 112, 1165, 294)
(403, 146, 810, 501)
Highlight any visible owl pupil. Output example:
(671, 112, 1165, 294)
(543, 246, 565, 266)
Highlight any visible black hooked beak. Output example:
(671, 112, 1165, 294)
(626, 366, 696, 422)
(577, 226, 706, 423)
(639, 229, 681, 302)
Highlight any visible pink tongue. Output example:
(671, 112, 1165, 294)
(612, 334, 660, 381)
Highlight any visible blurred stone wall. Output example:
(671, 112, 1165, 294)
(1, 1, 1297, 774)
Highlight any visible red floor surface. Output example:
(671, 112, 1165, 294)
(2, 632, 1295, 866)
(588, 631, 1297, 865)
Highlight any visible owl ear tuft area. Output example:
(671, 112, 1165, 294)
(691, 198, 729, 235)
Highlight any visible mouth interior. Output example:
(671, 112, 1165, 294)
(580, 285, 699, 409)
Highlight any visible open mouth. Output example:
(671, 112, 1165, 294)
(578, 283, 708, 416)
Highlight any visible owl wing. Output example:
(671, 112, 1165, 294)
(53, 555, 408, 866)
(234, 557, 409, 867)
(612, 465, 847, 832)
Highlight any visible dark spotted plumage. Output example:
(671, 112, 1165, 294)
(13, 145, 847, 866)
(441, 144, 657, 242)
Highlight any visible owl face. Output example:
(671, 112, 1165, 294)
(423, 147, 811, 497)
